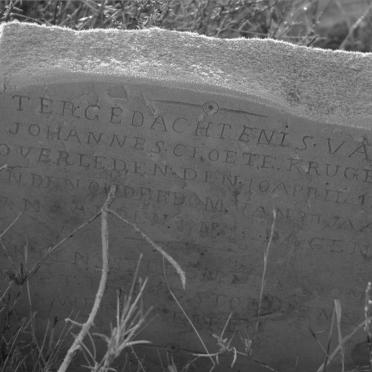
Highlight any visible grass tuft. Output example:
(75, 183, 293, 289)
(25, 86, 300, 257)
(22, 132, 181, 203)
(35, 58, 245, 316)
(1, 0, 372, 51)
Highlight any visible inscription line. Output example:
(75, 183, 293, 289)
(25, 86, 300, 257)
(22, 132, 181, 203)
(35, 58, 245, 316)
(152, 99, 268, 117)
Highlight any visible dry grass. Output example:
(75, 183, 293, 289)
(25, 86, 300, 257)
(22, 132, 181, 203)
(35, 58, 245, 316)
(1, 1, 372, 371)
(0, 0, 372, 51)
(0, 289, 74, 372)
(1, 185, 372, 371)
(0, 186, 280, 372)
(0, 185, 185, 372)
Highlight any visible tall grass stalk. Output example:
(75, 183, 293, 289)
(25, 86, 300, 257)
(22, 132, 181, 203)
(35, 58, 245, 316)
(253, 209, 277, 348)
(57, 186, 116, 372)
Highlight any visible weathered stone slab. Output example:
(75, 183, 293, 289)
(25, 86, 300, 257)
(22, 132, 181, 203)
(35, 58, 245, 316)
(1, 22, 372, 371)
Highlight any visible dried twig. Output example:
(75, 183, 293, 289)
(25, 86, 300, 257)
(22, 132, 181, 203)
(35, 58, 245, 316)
(0, 203, 102, 291)
(162, 258, 215, 370)
(108, 209, 186, 289)
(0, 212, 23, 240)
(57, 186, 116, 372)
(308, 325, 328, 356)
(0, 212, 23, 302)
(322, 303, 336, 372)
(364, 282, 372, 369)
(334, 299, 344, 372)
(27, 210, 101, 280)
(253, 209, 277, 347)
(0, 282, 13, 304)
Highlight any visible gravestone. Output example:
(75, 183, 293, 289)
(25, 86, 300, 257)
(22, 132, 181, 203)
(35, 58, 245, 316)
(1, 21, 372, 371)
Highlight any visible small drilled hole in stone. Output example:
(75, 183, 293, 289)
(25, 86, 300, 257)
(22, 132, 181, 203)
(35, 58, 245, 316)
(202, 101, 219, 115)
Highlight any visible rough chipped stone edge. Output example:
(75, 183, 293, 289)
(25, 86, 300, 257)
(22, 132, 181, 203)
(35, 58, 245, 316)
(1, 21, 372, 130)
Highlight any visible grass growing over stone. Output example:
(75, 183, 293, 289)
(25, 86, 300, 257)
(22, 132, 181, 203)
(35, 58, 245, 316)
(1, 1, 372, 371)
(0, 188, 182, 372)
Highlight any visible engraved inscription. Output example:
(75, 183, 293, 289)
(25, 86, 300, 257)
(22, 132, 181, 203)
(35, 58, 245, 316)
(1, 81, 371, 357)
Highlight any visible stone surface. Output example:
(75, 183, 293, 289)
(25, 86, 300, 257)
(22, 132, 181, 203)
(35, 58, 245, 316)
(1, 22, 372, 371)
